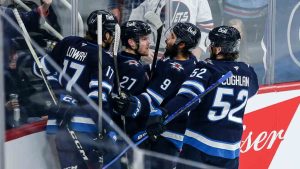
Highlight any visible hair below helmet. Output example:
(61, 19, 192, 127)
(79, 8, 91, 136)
(209, 26, 241, 53)
(121, 20, 151, 46)
(87, 10, 117, 37)
(172, 22, 201, 50)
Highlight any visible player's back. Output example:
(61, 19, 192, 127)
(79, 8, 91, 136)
(149, 57, 197, 107)
(51, 36, 113, 97)
(184, 59, 258, 160)
(153, 56, 197, 149)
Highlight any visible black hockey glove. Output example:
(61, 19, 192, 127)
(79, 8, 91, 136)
(49, 93, 78, 126)
(111, 92, 141, 118)
(146, 108, 168, 141)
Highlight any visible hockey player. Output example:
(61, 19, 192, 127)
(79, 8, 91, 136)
(110, 20, 151, 134)
(146, 26, 259, 169)
(36, 10, 120, 169)
(114, 20, 151, 95)
(112, 22, 201, 168)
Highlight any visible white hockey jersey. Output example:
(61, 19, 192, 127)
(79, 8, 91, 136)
(129, 0, 214, 54)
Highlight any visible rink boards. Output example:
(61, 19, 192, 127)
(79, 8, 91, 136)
(5, 81, 300, 169)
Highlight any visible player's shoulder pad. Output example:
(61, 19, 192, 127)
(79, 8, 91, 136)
(169, 61, 185, 72)
(195, 59, 215, 73)
(124, 59, 142, 67)
(200, 58, 214, 65)
(63, 36, 82, 43)
(103, 50, 113, 58)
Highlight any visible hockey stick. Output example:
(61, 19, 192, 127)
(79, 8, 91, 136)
(103, 71, 233, 169)
(96, 14, 105, 167)
(97, 14, 103, 136)
(113, 24, 121, 95)
(12, 8, 93, 168)
(144, 11, 163, 78)
(154, 0, 163, 13)
(112, 24, 131, 168)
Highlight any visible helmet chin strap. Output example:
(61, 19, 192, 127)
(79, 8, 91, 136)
(102, 32, 113, 50)
(131, 38, 141, 55)
(209, 46, 218, 60)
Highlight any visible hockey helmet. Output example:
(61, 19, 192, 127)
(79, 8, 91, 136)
(121, 20, 151, 46)
(171, 22, 201, 50)
(208, 26, 241, 53)
(87, 10, 117, 37)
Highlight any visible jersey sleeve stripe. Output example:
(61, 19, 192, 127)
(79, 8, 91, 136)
(146, 88, 164, 105)
(69, 123, 98, 133)
(32, 62, 42, 78)
(89, 81, 112, 93)
(161, 131, 185, 150)
(185, 129, 241, 151)
(89, 80, 98, 88)
(102, 93, 107, 102)
(47, 75, 59, 81)
(71, 116, 96, 125)
(161, 131, 184, 141)
(102, 81, 113, 93)
(41, 56, 51, 75)
(184, 130, 240, 159)
(46, 119, 58, 134)
(88, 90, 98, 98)
(177, 87, 198, 97)
(141, 92, 155, 112)
(46, 119, 57, 125)
(182, 80, 205, 94)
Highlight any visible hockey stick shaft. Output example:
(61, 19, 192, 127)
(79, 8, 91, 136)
(112, 24, 130, 168)
(12, 8, 58, 105)
(154, 0, 163, 13)
(97, 14, 103, 135)
(144, 11, 163, 78)
(97, 14, 104, 168)
(103, 71, 233, 169)
(151, 26, 163, 77)
(113, 24, 121, 95)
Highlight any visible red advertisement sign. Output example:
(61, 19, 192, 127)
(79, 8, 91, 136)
(240, 96, 300, 169)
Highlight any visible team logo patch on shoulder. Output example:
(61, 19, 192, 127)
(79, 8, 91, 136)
(170, 62, 184, 71)
(162, 58, 170, 62)
(203, 58, 214, 65)
(125, 60, 139, 66)
(105, 51, 113, 57)
(234, 66, 239, 71)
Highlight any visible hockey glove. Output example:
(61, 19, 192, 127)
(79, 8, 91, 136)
(146, 108, 167, 141)
(111, 92, 141, 118)
(49, 93, 77, 125)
